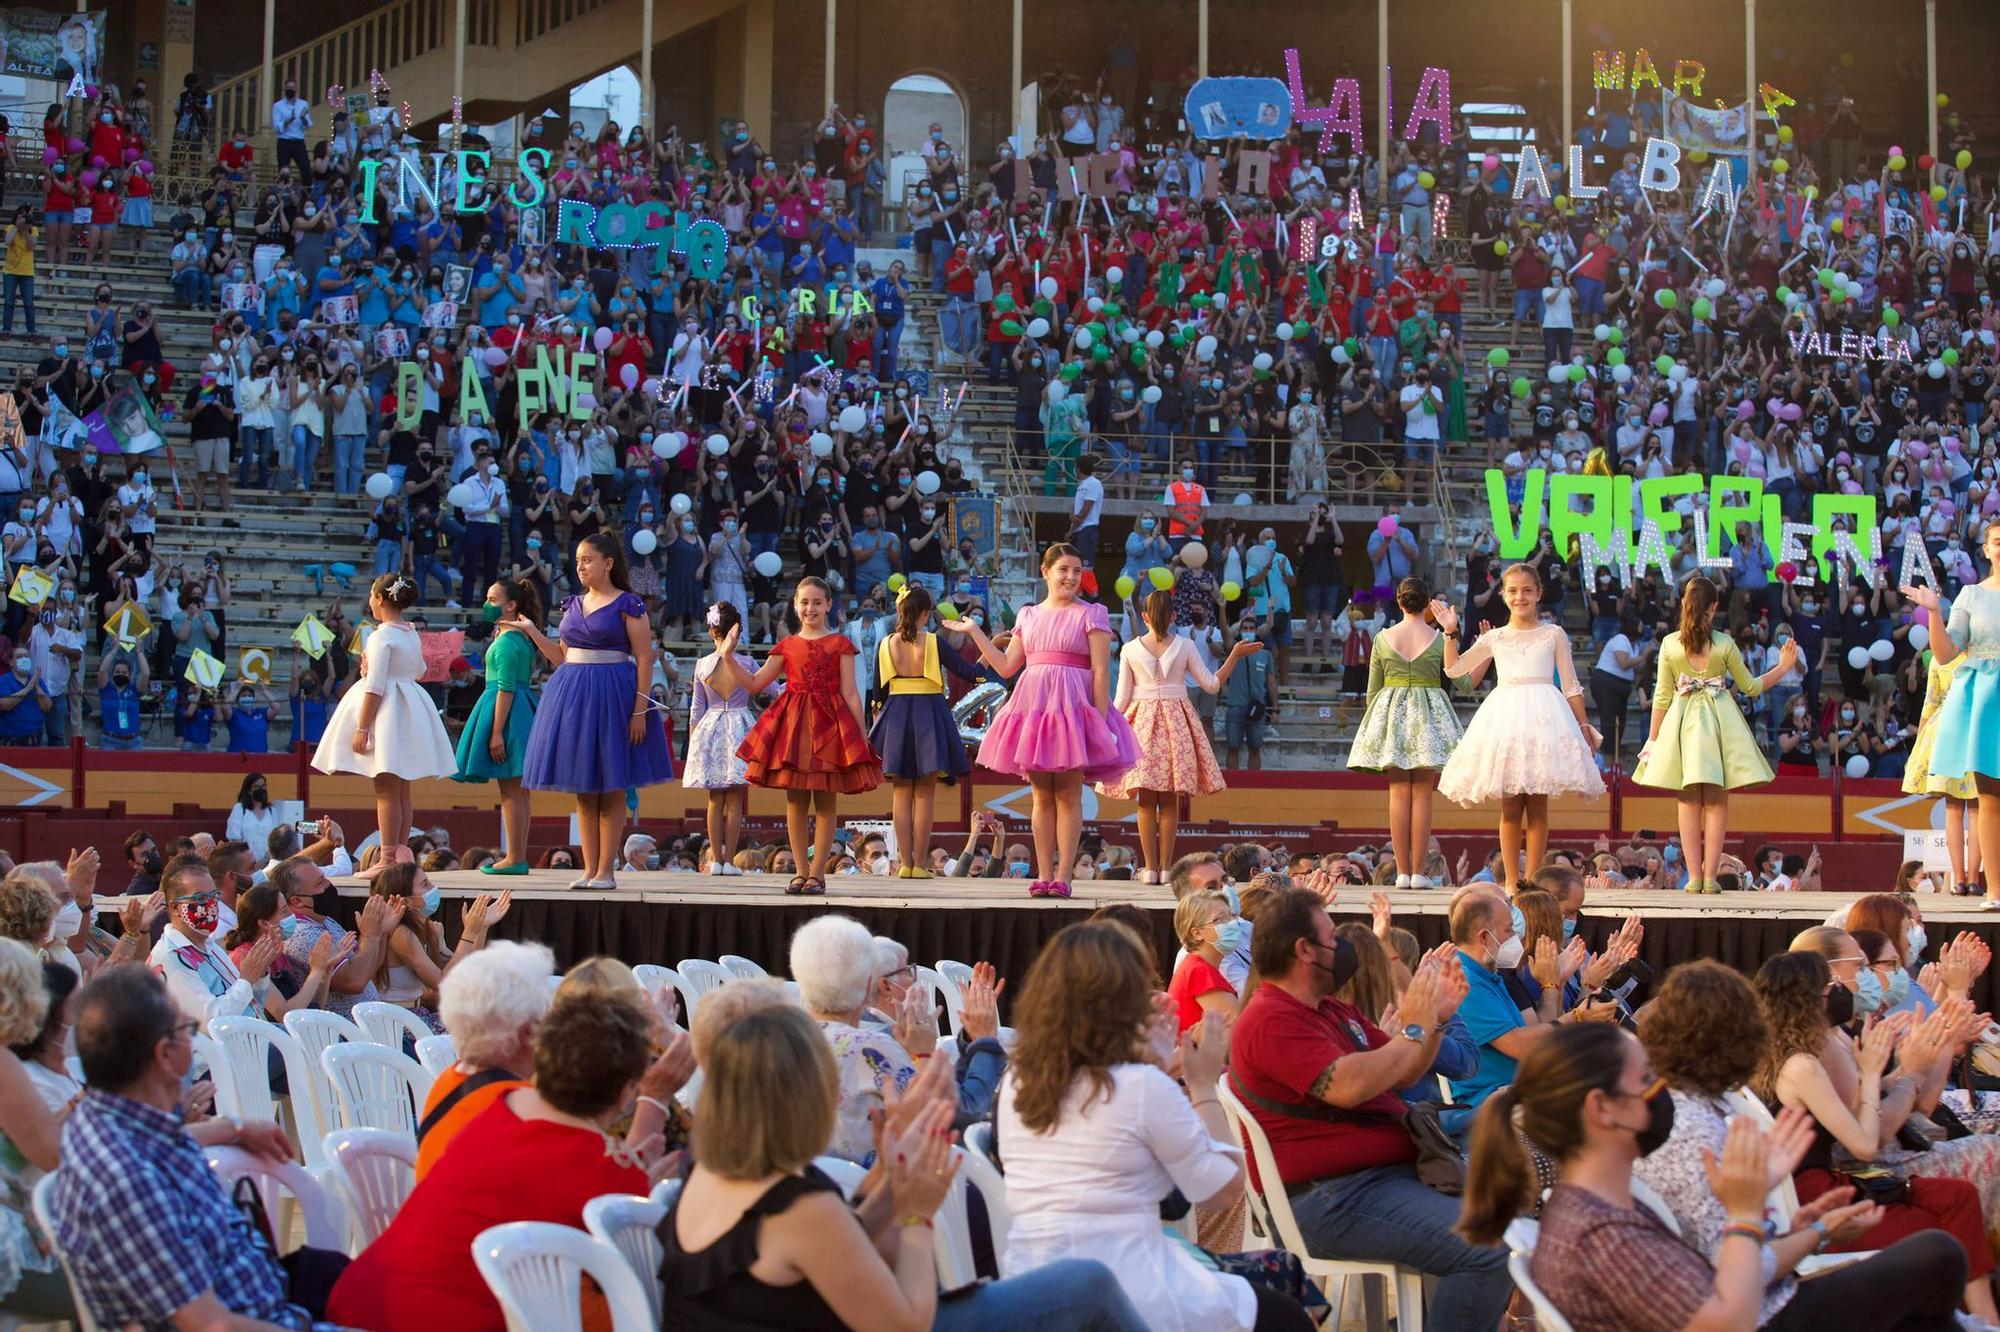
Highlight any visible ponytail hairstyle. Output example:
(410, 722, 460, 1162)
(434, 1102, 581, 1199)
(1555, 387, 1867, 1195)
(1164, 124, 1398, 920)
(1678, 573, 1718, 656)
(494, 577, 544, 630)
(1457, 1023, 1633, 1246)
(1144, 588, 1174, 638)
(894, 582, 933, 642)
(1395, 576, 1430, 616)
(576, 531, 633, 592)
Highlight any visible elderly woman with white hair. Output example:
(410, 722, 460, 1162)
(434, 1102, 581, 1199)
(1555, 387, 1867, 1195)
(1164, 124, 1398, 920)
(790, 915, 1008, 1164)
(417, 939, 557, 1179)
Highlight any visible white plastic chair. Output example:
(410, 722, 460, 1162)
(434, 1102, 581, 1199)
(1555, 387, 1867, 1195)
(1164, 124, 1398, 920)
(321, 1042, 429, 1139)
(632, 964, 678, 998)
(30, 1173, 105, 1332)
(962, 1119, 998, 1168)
(717, 954, 767, 980)
(675, 1065, 703, 1113)
(190, 1032, 240, 1121)
(941, 1140, 1012, 1274)
(204, 1145, 348, 1251)
(1721, 1087, 1875, 1278)
(323, 1127, 417, 1251)
(414, 1033, 459, 1078)
(811, 1155, 869, 1199)
(582, 1191, 670, 1325)
(471, 1221, 655, 1332)
(923, 962, 967, 1033)
(211, 1015, 329, 1167)
(1217, 1078, 1427, 1332)
(353, 1000, 436, 1052)
(284, 1009, 364, 1157)
(673, 959, 732, 1016)
(1502, 1218, 1576, 1332)
(934, 1034, 960, 1067)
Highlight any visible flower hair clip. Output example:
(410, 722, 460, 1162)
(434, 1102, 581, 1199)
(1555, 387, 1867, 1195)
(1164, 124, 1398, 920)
(705, 604, 724, 627)
(389, 574, 414, 597)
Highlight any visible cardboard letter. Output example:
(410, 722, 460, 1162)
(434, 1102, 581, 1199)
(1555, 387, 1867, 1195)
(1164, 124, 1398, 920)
(1639, 136, 1683, 194)
(1567, 144, 1604, 199)
(1485, 467, 1545, 559)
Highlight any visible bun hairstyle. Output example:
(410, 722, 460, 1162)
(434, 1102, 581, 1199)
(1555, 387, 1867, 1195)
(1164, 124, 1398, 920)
(576, 531, 633, 592)
(494, 577, 543, 629)
(1395, 576, 1430, 615)
(1040, 541, 1082, 571)
(707, 600, 742, 642)
(895, 583, 934, 642)
(1678, 573, 1719, 655)
(370, 572, 418, 612)
(1144, 588, 1174, 637)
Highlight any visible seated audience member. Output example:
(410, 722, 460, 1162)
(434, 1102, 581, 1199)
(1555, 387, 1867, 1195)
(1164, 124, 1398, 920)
(1636, 958, 1979, 1325)
(1229, 887, 1511, 1327)
(1843, 892, 1935, 1017)
(215, 883, 348, 1016)
(51, 967, 336, 1330)
(418, 939, 555, 1178)
(621, 833, 660, 870)
(203, 839, 255, 932)
(0, 939, 70, 1320)
(1459, 1021, 1968, 1332)
(1333, 919, 1478, 1106)
(365, 861, 509, 1024)
(1168, 887, 1242, 1030)
(1168, 851, 1225, 900)
(659, 1003, 1148, 1331)
(868, 935, 1007, 1117)
(147, 852, 279, 1031)
(1752, 950, 1997, 1319)
(327, 986, 668, 1331)
(272, 855, 389, 1016)
(14, 959, 82, 1121)
(998, 921, 1314, 1331)
(0, 874, 60, 968)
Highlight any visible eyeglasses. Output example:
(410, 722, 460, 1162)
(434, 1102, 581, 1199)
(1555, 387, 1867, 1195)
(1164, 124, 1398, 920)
(882, 964, 916, 985)
(162, 1018, 198, 1044)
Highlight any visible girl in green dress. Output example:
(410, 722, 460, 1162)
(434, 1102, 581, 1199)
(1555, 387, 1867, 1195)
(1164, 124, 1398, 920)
(454, 577, 544, 874)
(1344, 577, 1462, 887)
(1633, 575, 1797, 894)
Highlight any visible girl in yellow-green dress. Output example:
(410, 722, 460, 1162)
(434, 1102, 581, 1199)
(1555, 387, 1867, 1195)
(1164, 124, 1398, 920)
(1633, 575, 1797, 894)
(1903, 645, 1982, 895)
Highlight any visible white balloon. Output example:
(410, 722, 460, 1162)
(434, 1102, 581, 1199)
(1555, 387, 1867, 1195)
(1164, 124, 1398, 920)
(1142, 385, 1163, 403)
(808, 431, 835, 458)
(915, 470, 941, 495)
(1844, 753, 1871, 779)
(1669, 365, 1687, 382)
(1928, 359, 1947, 379)
(838, 405, 867, 433)
(1705, 278, 1726, 298)
(1039, 277, 1058, 299)
(705, 433, 730, 456)
(1847, 645, 1871, 670)
(1276, 322, 1295, 340)
(1253, 352, 1274, 371)
(1027, 317, 1051, 339)
(1330, 344, 1351, 364)
(1611, 364, 1634, 383)
(631, 529, 658, 555)
(1868, 638, 1895, 662)
(651, 433, 683, 459)
(1086, 296, 1103, 313)
(669, 493, 692, 515)
(1074, 327, 1094, 349)
(1046, 382, 1067, 402)
(1230, 492, 1254, 505)
(446, 482, 476, 508)
(1592, 323, 1612, 342)
(753, 551, 783, 578)
(364, 472, 394, 499)
(1107, 265, 1124, 284)
(1547, 363, 1568, 383)
(1181, 541, 1208, 569)
(1121, 326, 1141, 343)
(1911, 623, 1930, 651)
(1145, 329, 1165, 348)
(1196, 335, 1218, 361)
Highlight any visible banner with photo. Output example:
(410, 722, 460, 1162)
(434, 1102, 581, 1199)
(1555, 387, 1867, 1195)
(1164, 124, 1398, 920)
(0, 9, 102, 82)
(950, 492, 999, 560)
(1661, 91, 1751, 153)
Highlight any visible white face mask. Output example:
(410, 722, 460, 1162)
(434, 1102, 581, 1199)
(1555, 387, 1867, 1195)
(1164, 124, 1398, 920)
(49, 900, 81, 943)
(1492, 933, 1525, 970)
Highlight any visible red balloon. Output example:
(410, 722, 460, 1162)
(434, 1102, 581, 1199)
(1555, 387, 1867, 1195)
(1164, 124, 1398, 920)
(1918, 153, 1936, 170)
(1776, 560, 1799, 583)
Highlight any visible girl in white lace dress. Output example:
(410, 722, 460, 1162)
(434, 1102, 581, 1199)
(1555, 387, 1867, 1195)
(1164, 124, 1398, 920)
(1435, 564, 1603, 892)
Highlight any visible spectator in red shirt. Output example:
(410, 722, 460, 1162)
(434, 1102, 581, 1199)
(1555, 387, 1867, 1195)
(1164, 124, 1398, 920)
(1432, 262, 1465, 342)
(1230, 888, 1511, 1327)
(1573, 231, 1617, 322)
(1509, 238, 1552, 353)
(1167, 888, 1240, 1031)
(216, 129, 253, 180)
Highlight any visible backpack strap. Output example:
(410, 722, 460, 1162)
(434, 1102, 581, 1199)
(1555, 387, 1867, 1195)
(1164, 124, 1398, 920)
(417, 1066, 516, 1144)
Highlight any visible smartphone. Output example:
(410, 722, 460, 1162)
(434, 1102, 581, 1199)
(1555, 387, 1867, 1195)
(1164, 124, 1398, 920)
(297, 819, 324, 838)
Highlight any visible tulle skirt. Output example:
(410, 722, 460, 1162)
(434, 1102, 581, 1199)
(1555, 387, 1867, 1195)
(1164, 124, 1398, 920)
(979, 663, 1141, 786)
(521, 660, 673, 792)
(1437, 683, 1605, 805)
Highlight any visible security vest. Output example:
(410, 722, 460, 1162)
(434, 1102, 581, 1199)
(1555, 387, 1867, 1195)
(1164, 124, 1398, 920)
(1167, 481, 1205, 537)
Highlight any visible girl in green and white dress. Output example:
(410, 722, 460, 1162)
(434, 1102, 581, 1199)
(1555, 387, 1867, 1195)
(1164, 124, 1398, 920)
(1346, 577, 1462, 888)
(1633, 575, 1797, 894)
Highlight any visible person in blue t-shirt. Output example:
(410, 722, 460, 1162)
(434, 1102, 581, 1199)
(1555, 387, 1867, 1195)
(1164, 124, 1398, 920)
(179, 688, 217, 751)
(99, 664, 143, 749)
(868, 259, 908, 379)
(290, 666, 332, 746)
(476, 257, 524, 328)
(0, 657, 49, 744)
(221, 682, 274, 754)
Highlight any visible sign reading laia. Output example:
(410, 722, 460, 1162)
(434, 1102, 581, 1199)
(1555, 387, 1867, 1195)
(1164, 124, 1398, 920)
(1787, 329, 1914, 364)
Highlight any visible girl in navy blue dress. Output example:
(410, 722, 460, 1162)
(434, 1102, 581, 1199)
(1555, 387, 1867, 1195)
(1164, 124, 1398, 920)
(870, 584, 977, 877)
(506, 532, 674, 889)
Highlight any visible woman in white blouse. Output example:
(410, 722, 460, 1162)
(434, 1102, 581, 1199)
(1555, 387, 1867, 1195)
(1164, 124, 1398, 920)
(996, 922, 1314, 1332)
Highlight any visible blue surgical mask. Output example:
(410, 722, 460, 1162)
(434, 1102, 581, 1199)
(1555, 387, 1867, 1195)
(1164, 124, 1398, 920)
(1663, 845, 1680, 863)
(1222, 883, 1241, 915)
(1886, 969, 1911, 1008)
(1213, 918, 1251, 954)
(1510, 903, 1527, 938)
(1855, 969, 1885, 1015)
(420, 886, 441, 916)
(1008, 860, 1031, 876)
(1906, 925, 1928, 957)
(279, 915, 299, 940)
(1562, 916, 1578, 944)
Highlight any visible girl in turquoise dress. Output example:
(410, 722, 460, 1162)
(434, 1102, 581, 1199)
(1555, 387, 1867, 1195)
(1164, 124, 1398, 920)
(1345, 577, 1462, 888)
(1902, 651, 1982, 895)
(453, 577, 542, 874)
(1632, 575, 1797, 894)
(1907, 518, 2000, 907)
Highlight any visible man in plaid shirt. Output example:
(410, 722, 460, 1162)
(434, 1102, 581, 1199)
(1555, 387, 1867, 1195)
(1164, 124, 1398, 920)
(50, 967, 344, 1330)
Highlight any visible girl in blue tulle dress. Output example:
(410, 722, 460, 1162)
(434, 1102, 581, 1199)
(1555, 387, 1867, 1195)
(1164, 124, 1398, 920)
(1907, 518, 2000, 907)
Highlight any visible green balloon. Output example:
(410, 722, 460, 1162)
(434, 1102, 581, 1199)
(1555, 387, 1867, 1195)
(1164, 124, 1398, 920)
(1510, 376, 1531, 398)
(1606, 348, 1626, 367)
(1344, 338, 1361, 357)
(999, 319, 1023, 337)
(1101, 301, 1121, 317)
(1131, 347, 1147, 366)
(1817, 268, 1838, 289)
(1654, 355, 1675, 374)
(1033, 298, 1052, 315)
(1654, 288, 1678, 310)
(993, 293, 1016, 313)
(1606, 327, 1624, 345)
(1775, 285, 1793, 304)
(1190, 293, 1210, 308)
(1568, 364, 1586, 383)
(1061, 363, 1082, 381)
(1884, 307, 1902, 327)
(1691, 297, 1712, 320)
(1487, 347, 1510, 368)
(1944, 347, 1961, 366)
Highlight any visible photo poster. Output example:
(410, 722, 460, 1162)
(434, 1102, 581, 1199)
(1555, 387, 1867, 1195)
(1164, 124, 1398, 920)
(443, 264, 474, 305)
(222, 283, 261, 313)
(1, 9, 102, 83)
(319, 294, 359, 326)
(518, 202, 545, 247)
(420, 299, 458, 329)
(98, 386, 166, 455)
(374, 328, 410, 358)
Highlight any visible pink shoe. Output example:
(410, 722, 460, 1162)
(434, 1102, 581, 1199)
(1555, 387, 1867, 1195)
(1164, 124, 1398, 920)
(1027, 880, 1050, 897)
(1045, 881, 1073, 899)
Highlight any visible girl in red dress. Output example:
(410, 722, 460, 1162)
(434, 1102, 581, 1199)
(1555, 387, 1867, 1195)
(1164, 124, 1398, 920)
(718, 576, 881, 893)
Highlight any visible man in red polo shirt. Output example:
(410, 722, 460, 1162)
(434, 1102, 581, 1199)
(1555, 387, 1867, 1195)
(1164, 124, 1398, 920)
(1230, 888, 1511, 1328)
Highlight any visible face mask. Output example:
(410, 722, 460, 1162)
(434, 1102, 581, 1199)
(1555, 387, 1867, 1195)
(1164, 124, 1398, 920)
(1627, 1083, 1676, 1157)
(420, 886, 441, 916)
(278, 914, 299, 940)
(1826, 982, 1856, 1027)
(1885, 969, 1911, 1008)
(1907, 924, 1928, 957)
(180, 895, 219, 933)
(1213, 918, 1251, 954)
(480, 600, 503, 623)
(1181, 467, 1195, 481)
(1310, 936, 1359, 991)
(1562, 916, 1579, 944)
(49, 900, 81, 943)
(1007, 860, 1031, 876)
(1491, 931, 1525, 970)
(1855, 968, 1886, 1014)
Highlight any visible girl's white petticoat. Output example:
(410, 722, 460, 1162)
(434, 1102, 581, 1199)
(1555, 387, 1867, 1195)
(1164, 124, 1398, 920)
(1437, 623, 1605, 805)
(312, 621, 457, 780)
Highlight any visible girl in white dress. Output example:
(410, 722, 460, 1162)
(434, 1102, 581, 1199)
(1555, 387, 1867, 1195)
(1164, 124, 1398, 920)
(1097, 590, 1263, 883)
(1435, 564, 1604, 892)
(681, 601, 761, 874)
(313, 572, 456, 856)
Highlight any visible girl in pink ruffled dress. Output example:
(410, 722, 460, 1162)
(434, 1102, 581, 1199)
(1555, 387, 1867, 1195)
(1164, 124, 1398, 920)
(947, 543, 1141, 898)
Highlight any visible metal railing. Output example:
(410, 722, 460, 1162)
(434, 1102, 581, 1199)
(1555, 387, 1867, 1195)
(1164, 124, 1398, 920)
(982, 440, 1439, 514)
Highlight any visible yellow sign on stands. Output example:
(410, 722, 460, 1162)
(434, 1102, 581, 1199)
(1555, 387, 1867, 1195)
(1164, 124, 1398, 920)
(7, 568, 52, 607)
(291, 614, 335, 660)
(240, 648, 272, 685)
(105, 601, 153, 648)
(183, 650, 224, 691)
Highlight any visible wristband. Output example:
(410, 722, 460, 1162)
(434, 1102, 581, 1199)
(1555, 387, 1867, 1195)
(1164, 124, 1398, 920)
(899, 1215, 934, 1230)
(1721, 1221, 1766, 1245)
(635, 1094, 674, 1118)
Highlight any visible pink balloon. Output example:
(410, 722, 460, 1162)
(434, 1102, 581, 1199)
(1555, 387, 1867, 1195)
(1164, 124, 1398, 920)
(38, 148, 55, 166)
(1729, 440, 1753, 462)
(481, 345, 508, 367)
(1482, 153, 1500, 173)
(1747, 460, 1768, 479)
(1765, 397, 1784, 417)
(121, 147, 137, 164)
(1888, 144, 1904, 157)
(1842, 480, 1863, 495)
(88, 154, 106, 169)
(592, 326, 614, 352)
(1735, 400, 1755, 421)
(1946, 436, 1965, 455)
(1779, 403, 1802, 422)
(135, 160, 153, 176)
(619, 363, 639, 389)
(1648, 403, 1669, 425)
(640, 378, 659, 398)
(64, 137, 82, 153)
(1907, 440, 1931, 460)
(79, 170, 98, 189)
(1376, 515, 1398, 537)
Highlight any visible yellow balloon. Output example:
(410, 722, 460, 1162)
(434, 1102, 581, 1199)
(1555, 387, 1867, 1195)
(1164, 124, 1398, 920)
(1778, 125, 1794, 143)
(1938, 93, 1950, 107)
(1958, 149, 1974, 170)
(1889, 154, 1908, 172)
(1804, 185, 1818, 201)
(1931, 184, 1948, 202)
(1687, 148, 1709, 164)
(1770, 157, 1789, 175)
(1221, 582, 1243, 601)
(1147, 566, 1175, 591)
(1829, 217, 1844, 233)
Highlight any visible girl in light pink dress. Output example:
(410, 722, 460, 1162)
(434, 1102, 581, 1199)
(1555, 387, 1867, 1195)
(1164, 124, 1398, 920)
(1098, 589, 1263, 884)
(947, 543, 1141, 898)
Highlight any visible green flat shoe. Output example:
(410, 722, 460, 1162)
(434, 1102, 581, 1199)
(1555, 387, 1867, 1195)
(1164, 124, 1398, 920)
(480, 862, 530, 876)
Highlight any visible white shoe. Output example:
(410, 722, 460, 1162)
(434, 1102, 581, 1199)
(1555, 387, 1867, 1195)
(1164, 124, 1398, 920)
(1409, 874, 1434, 890)
(1394, 874, 1412, 888)
(716, 863, 742, 876)
(444, 600, 462, 610)
(1982, 898, 2000, 911)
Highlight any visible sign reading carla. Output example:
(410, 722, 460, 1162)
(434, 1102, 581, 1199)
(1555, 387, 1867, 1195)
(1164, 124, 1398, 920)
(1487, 469, 1882, 584)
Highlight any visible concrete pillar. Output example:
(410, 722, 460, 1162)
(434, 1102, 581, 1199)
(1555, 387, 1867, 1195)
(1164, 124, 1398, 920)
(1561, 0, 1572, 160)
(1197, 0, 1208, 80)
(260, 0, 275, 131)
(1926, 0, 1939, 165)
(1744, 0, 1756, 177)
(642, 0, 655, 130)
(823, 0, 835, 112)
(1377, 0, 1388, 179)
(739, 0, 775, 144)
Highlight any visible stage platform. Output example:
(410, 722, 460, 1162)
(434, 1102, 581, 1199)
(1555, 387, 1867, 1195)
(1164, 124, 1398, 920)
(328, 872, 2000, 1010)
